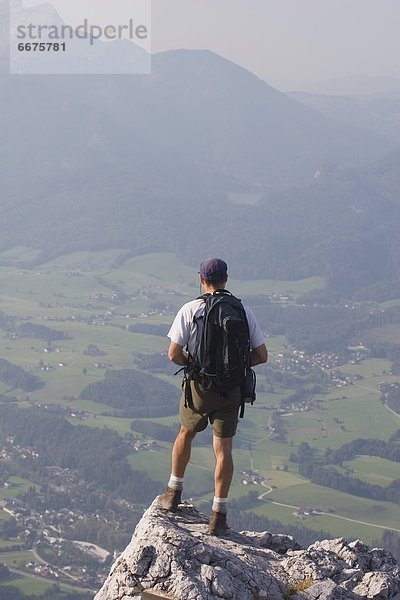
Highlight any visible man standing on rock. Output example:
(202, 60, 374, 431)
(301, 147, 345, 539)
(157, 258, 268, 535)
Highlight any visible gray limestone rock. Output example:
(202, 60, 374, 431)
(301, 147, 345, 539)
(352, 571, 400, 598)
(94, 500, 400, 600)
(243, 530, 303, 554)
(291, 579, 345, 599)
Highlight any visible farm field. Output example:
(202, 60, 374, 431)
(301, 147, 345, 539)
(2, 565, 91, 597)
(3, 572, 54, 596)
(253, 501, 399, 546)
(283, 387, 399, 451)
(0, 477, 38, 500)
(342, 455, 400, 486)
(0, 509, 11, 523)
(0, 537, 20, 549)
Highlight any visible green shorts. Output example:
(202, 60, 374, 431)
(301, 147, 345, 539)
(179, 380, 242, 438)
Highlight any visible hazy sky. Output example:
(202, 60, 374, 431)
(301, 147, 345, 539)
(21, 0, 400, 92)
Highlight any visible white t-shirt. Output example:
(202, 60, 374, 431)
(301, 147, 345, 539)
(167, 297, 265, 356)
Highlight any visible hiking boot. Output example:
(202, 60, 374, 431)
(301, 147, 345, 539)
(156, 487, 182, 512)
(208, 510, 228, 536)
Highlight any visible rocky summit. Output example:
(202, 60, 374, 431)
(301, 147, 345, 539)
(94, 500, 400, 600)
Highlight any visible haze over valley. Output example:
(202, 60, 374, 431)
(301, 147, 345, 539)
(1, 3, 400, 599)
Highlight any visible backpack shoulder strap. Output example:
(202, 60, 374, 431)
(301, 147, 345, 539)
(192, 294, 208, 325)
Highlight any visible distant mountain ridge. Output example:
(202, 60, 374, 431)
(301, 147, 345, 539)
(1, 46, 394, 184)
(1, 2, 396, 188)
(290, 91, 400, 143)
(297, 74, 400, 96)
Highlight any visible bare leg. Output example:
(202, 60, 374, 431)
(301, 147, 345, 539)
(157, 426, 197, 511)
(171, 426, 197, 478)
(212, 435, 233, 498)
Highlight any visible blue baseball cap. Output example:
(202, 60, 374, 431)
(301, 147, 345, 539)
(199, 258, 228, 281)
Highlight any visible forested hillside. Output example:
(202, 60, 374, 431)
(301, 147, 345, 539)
(0, 151, 400, 296)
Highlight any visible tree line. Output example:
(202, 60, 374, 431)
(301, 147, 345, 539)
(0, 358, 43, 392)
(252, 301, 400, 356)
(18, 322, 68, 341)
(130, 419, 178, 442)
(291, 439, 400, 505)
(331, 434, 400, 464)
(80, 368, 178, 417)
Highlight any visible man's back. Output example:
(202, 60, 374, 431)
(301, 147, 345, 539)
(168, 294, 265, 357)
(157, 258, 268, 536)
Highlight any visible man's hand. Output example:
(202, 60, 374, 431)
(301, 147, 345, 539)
(168, 341, 188, 366)
(250, 344, 268, 366)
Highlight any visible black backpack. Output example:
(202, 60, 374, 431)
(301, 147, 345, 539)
(187, 290, 251, 394)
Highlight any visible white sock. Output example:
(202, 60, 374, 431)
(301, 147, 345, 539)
(212, 497, 228, 514)
(168, 474, 184, 491)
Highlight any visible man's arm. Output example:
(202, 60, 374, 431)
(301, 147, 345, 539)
(245, 307, 268, 367)
(250, 344, 268, 367)
(168, 341, 188, 366)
